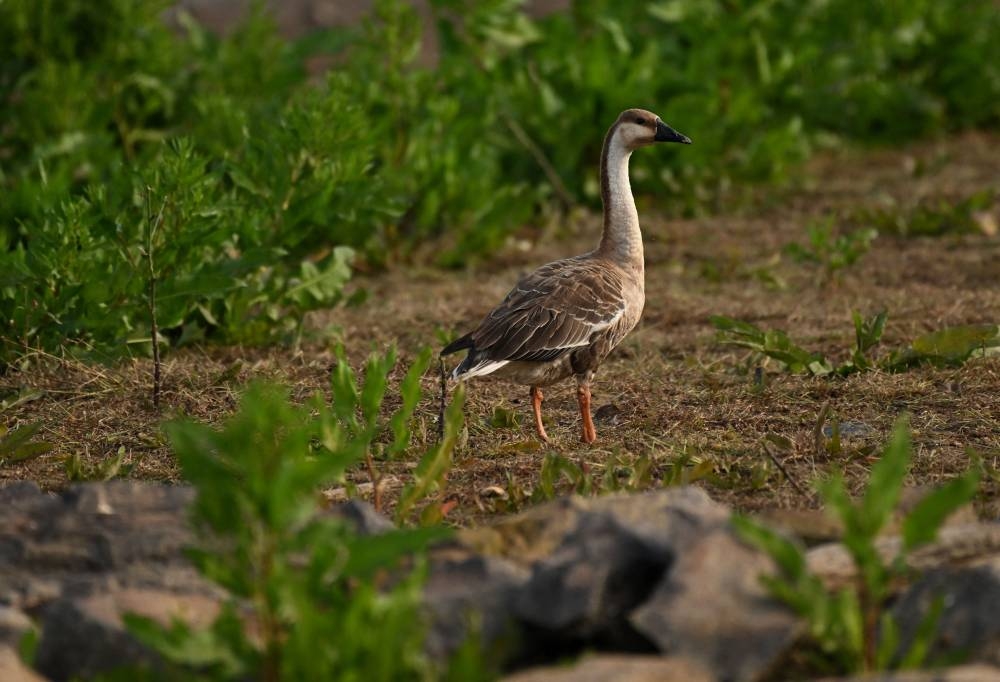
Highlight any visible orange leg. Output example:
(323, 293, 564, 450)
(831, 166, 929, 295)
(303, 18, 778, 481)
(530, 386, 550, 443)
(577, 384, 597, 444)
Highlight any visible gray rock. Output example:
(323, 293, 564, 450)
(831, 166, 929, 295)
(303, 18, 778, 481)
(35, 596, 159, 681)
(891, 555, 1000, 666)
(630, 527, 800, 682)
(0, 481, 208, 609)
(513, 509, 670, 638)
(0, 481, 44, 506)
(424, 551, 529, 661)
(822, 420, 874, 440)
(501, 654, 717, 682)
(493, 489, 728, 648)
(35, 588, 220, 681)
(1, 480, 802, 680)
(457, 487, 797, 677)
(330, 498, 395, 535)
(816, 664, 1000, 681)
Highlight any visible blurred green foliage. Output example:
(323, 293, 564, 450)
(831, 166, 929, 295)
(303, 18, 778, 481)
(783, 218, 878, 284)
(736, 417, 980, 673)
(117, 381, 486, 680)
(2, 0, 998, 362)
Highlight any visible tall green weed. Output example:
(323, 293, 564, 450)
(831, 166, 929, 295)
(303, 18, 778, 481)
(118, 365, 486, 679)
(736, 418, 980, 673)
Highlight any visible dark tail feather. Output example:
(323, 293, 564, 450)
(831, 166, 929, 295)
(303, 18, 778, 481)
(440, 333, 474, 357)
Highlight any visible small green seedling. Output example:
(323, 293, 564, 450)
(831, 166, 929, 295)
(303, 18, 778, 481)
(64, 446, 131, 481)
(784, 218, 877, 283)
(713, 313, 999, 378)
(735, 417, 979, 674)
(0, 422, 53, 465)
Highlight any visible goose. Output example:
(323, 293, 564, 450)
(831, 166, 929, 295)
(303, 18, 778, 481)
(441, 109, 691, 443)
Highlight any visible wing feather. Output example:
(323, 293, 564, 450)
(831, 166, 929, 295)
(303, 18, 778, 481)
(465, 257, 627, 367)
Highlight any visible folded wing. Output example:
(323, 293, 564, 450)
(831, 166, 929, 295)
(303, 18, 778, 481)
(449, 258, 627, 379)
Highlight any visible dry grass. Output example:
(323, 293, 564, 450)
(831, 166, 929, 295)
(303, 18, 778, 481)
(2, 131, 999, 526)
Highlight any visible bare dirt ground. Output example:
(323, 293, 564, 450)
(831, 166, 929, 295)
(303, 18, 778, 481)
(2, 131, 999, 527)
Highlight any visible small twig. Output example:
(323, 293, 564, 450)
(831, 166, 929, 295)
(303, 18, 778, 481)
(762, 440, 809, 499)
(435, 8, 574, 212)
(813, 400, 831, 461)
(438, 357, 447, 443)
(501, 113, 575, 211)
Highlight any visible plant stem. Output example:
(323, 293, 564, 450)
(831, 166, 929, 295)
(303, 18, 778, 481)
(501, 112, 575, 210)
(859, 576, 878, 672)
(144, 187, 164, 411)
(762, 439, 809, 499)
(437, 8, 574, 211)
(254, 530, 282, 682)
(813, 401, 830, 460)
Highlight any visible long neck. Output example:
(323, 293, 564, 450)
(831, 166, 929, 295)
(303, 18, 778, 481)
(597, 126, 642, 269)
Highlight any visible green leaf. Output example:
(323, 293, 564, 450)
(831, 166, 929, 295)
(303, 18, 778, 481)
(386, 348, 431, 459)
(125, 607, 249, 677)
(898, 597, 945, 669)
(876, 611, 900, 670)
(330, 344, 360, 430)
(902, 470, 980, 551)
(285, 262, 321, 306)
(489, 406, 519, 428)
(733, 515, 807, 578)
(711, 315, 832, 376)
(0, 389, 45, 415)
(395, 384, 465, 524)
(341, 526, 451, 579)
(359, 346, 396, 428)
(854, 310, 888, 354)
(0, 420, 54, 464)
(910, 324, 1000, 362)
(858, 417, 911, 537)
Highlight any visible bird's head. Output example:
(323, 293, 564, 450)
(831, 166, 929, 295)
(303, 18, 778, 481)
(613, 108, 692, 150)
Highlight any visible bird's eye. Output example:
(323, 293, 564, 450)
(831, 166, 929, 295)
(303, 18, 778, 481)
(634, 117, 646, 125)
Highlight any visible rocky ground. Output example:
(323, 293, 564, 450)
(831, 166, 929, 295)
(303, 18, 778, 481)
(3, 481, 1000, 681)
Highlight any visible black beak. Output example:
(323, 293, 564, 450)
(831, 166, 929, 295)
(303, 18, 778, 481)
(655, 120, 692, 144)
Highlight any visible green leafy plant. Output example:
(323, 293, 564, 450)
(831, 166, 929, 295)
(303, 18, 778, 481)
(323, 344, 456, 518)
(711, 315, 835, 376)
(885, 324, 1000, 371)
(847, 310, 889, 373)
(4, 0, 1000, 363)
(0, 422, 54, 465)
(123, 381, 487, 681)
(712, 312, 1000, 377)
(784, 218, 878, 283)
(64, 446, 132, 481)
(526, 451, 704, 505)
(735, 417, 979, 673)
(396, 384, 466, 526)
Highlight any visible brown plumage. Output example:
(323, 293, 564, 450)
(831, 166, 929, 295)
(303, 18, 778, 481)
(442, 108, 691, 443)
